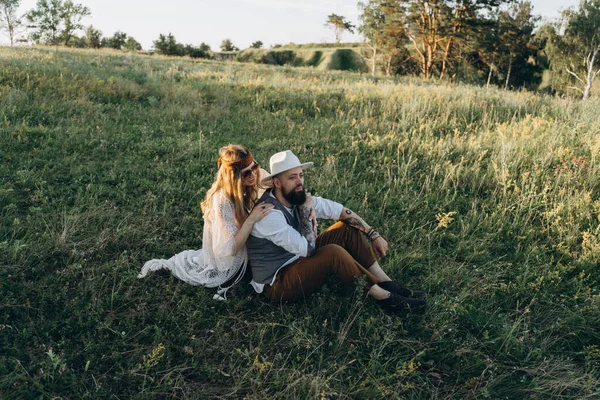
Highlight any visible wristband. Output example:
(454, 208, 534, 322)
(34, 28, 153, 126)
(367, 228, 380, 241)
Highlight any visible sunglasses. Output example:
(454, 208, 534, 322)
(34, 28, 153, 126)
(242, 163, 260, 178)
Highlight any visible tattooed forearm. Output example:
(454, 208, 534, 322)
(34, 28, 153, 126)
(340, 208, 381, 241)
(300, 206, 316, 256)
(343, 216, 369, 234)
(340, 208, 369, 234)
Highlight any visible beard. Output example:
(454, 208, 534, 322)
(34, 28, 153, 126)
(282, 184, 306, 206)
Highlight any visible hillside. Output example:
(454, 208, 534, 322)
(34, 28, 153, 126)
(236, 46, 368, 72)
(1, 46, 599, 399)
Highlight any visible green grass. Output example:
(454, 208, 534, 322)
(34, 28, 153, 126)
(1, 46, 599, 399)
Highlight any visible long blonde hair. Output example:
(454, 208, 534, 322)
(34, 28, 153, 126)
(201, 144, 259, 226)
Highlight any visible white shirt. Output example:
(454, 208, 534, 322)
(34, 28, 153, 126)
(250, 192, 344, 293)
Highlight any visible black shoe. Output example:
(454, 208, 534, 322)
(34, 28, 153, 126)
(377, 292, 427, 313)
(378, 280, 427, 299)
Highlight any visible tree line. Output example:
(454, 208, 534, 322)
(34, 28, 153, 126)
(0, 0, 142, 50)
(352, 0, 600, 99)
(2, 0, 599, 99)
(0, 0, 253, 57)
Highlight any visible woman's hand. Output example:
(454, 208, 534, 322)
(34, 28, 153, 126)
(231, 202, 274, 255)
(247, 203, 274, 224)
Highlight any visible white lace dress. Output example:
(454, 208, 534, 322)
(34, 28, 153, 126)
(139, 190, 247, 294)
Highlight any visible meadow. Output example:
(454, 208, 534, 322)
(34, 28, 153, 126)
(1, 46, 599, 399)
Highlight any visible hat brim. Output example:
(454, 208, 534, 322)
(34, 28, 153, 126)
(261, 162, 314, 184)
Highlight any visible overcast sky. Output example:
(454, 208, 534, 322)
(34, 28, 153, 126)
(7, 0, 581, 50)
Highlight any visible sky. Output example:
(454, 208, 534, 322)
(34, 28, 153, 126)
(7, 0, 581, 50)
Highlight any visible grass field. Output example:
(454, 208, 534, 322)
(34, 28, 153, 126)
(1, 46, 600, 399)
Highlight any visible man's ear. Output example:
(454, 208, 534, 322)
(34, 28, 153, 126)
(272, 177, 281, 189)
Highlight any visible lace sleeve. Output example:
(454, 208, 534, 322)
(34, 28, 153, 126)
(211, 192, 238, 258)
(139, 190, 246, 289)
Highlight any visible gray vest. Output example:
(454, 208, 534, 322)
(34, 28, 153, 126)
(247, 190, 300, 284)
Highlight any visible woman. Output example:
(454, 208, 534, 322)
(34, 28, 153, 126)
(139, 144, 274, 299)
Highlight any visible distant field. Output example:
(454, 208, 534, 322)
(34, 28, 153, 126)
(1, 46, 599, 399)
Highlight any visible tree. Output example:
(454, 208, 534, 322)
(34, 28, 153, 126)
(26, 0, 62, 45)
(153, 33, 210, 58)
(26, 0, 90, 46)
(124, 36, 141, 51)
(473, 16, 503, 86)
(359, 1, 385, 76)
(153, 33, 183, 56)
(530, 22, 554, 75)
(220, 38, 238, 52)
(69, 33, 86, 47)
(84, 24, 101, 48)
(359, 1, 524, 81)
(59, 0, 89, 45)
(183, 43, 211, 58)
(250, 40, 263, 49)
(437, 1, 508, 80)
(370, 0, 512, 79)
(104, 30, 127, 49)
(325, 14, 355, 43)
(198, 42, 210, 52)
(0, 0, 22, 46)
(472, 2, 539, 89)
(359, 0, 409, 76)
(546, 0, 600, 99)
(494, 2, 539, 89)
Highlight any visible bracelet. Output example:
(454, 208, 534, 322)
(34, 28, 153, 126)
(367, 228, 380, 241)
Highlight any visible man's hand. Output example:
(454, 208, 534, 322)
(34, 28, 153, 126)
(302, 192, 314, 209)
(372, 236, 388, 258)
(303, 193, 318, 237)
(299, 193, 317, 256)
(309, 208, 317, 237)
(339, 207, 386, 257)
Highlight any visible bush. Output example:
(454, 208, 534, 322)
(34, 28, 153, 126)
(183, 44, 211, 59)
(261, 50, 296, 66)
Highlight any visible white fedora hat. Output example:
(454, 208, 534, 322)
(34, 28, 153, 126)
(261, 150, 314, 183)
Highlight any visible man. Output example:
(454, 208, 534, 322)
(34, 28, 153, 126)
(246, 150, 426, 312)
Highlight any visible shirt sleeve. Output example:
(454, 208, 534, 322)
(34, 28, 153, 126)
(251, 210, 308, 257)
(313, 196, 344, 220)
(257, 168, 272, 198)
(211, 193, 238, 258)
(258, 168, 270, 181)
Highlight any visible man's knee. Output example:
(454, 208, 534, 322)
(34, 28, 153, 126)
(318, 244, 354, 263)
(327, 221, 355, 236)
(319, 243, 345, 254)
(319, 244, 354, 266)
